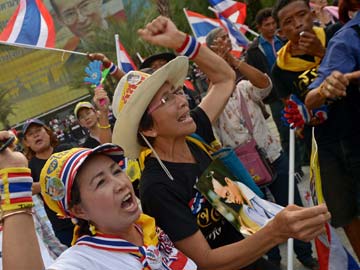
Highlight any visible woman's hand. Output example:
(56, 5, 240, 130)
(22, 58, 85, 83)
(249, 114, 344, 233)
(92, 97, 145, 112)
(138, 16, 186, 50)
(268, 204, 330, 243)
(93, 86, 110, 111)
(0, 131, 28, 169)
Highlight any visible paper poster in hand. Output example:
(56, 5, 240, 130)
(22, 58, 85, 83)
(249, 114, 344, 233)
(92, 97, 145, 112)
(196, 158, 283, 236)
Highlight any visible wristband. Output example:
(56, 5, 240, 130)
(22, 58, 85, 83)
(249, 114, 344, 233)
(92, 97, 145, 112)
(0, 167, 34, 211)
(97, 123, 111, 129)
(176, 35, 201, 60)
(108, 62, 119, 75)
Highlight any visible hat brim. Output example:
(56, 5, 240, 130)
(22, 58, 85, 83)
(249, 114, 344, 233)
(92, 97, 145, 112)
(139, 52, 176, 69)
(40, 143, 125, 218)
(112, 56, 188, 159)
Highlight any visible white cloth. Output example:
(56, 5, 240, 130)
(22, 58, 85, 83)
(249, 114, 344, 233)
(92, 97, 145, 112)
(48, 245, 141, 270)
(48, 243, 197, 270)
(214, 79, 282, 163)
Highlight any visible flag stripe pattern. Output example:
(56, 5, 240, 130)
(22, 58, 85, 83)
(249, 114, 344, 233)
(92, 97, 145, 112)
(184, 9, 221, 44)
(208, 0, 247, 24)
(0, 0, 55, 47)
(118, 40, 137, 73)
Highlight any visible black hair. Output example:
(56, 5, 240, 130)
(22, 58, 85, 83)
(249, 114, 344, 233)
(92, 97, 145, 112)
(255, 7, 274, 26)
(272, 0, 310, 25)
(138, 111, 155, 147)
(205, 28, 225, 49)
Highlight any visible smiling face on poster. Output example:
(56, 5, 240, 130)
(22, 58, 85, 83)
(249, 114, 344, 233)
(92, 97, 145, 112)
(0, 0, 124, 129)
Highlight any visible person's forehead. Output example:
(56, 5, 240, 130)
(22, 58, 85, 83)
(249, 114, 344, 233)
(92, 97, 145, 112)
(25, 124, 43, 136)
(261, 16, 275, 26)
(278, 0, 309, 21)
(53, 0, 91, 12)
(78, 107, 94, 115)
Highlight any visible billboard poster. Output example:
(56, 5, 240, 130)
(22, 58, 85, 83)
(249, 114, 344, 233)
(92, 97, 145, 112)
(0, 0, 125, 128)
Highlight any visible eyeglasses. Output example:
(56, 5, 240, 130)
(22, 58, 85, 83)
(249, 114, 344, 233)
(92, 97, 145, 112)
(147, 86, 185, 115)
(60, 1, 99, 25)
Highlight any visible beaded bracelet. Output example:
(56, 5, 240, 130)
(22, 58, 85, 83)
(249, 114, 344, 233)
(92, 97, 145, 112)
(0, 167, 34, 211)
(97, 123, 111, 129)
(175, 35, 201, 60)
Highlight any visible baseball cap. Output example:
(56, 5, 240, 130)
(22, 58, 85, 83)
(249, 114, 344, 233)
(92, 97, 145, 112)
(22, 118, 46, 135)
(40, 143, 126, 218)
(74, 101, 95, 119)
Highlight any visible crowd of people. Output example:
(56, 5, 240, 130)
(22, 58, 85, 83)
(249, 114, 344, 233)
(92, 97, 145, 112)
(0, 0, 359, 269)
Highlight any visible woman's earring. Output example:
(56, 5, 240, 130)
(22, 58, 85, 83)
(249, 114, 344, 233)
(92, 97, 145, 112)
(89, 222, 97, 235)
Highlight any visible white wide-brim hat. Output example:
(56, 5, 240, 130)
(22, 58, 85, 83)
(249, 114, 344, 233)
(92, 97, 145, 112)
(112, 56, 189, 159)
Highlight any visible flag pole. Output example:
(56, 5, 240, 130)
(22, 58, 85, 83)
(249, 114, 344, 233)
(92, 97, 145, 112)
(287, 127, 295, 270)
(183, 8, 198, 38)
(136, 52, 144, 63)
(114, 34, 121, 68)
(0, 41, 87, 56)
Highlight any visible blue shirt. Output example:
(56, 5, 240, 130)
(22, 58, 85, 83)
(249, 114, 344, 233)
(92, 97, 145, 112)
(310, 12, 360, 89)
(259, 35, 283, 68)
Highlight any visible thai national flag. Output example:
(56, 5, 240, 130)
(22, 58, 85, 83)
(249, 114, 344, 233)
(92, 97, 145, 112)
(218, 14, 249, 48)
(116, 40, 137, 73)
(0, 0, 55, 47)
(208, 0, 247, 24)
(315, 224, 360, 270)
(310, 131, 360, 270)
(183, 9, 222, 44)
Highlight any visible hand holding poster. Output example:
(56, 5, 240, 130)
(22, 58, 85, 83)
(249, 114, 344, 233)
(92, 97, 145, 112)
(196, 158, 283, 236)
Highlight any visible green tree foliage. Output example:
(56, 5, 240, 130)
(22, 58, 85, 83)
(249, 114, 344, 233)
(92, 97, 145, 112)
(0, 89, 15, 129)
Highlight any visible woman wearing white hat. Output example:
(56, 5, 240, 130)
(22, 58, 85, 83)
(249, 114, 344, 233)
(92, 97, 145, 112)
(112, 16, 330, 270)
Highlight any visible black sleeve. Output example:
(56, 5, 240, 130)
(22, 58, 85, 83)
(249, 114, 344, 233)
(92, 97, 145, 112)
(271, 64, 292, 99)
(83, 137, 100, 148)
(325, 22, 343, 45)
(141, 184, 199, 242)
(190, 106, 216, 144)
(54, 143, 73, 152)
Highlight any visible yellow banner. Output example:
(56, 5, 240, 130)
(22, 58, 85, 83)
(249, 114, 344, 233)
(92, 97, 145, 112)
(0, 0, 124, 128)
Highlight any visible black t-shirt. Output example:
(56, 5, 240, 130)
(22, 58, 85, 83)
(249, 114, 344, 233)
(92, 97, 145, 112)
(140, 107, 244, 249)
(83, 136, 100, 148)
(272, 24, 342, 101)
(29, 144, 74, 235)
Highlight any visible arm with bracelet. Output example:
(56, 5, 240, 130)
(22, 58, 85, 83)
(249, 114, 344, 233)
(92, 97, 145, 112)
(0, 131, 44, 270)
(93, 86, 112, 144)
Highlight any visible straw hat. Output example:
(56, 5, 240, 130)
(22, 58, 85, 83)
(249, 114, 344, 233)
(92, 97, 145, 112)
(112, 56, 188, 159)
(40, 144, 125, 218)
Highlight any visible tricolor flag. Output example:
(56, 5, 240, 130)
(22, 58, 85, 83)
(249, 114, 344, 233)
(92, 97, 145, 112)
(183, 9, 222, 44)
(218, 14, 249, 48)
(310, 129, 360, 270)
(208, 0, 247, 24)
(115, 35, 137, 73)
(0, 0, 55, 47)
(183, 9, 244, 55)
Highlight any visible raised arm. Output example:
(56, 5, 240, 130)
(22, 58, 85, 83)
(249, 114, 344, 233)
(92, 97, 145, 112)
(0, 131, 44, 270)
(87, 53, 125, 81)
(93, 86, 112, 144)
(138, 16, 235, 124)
